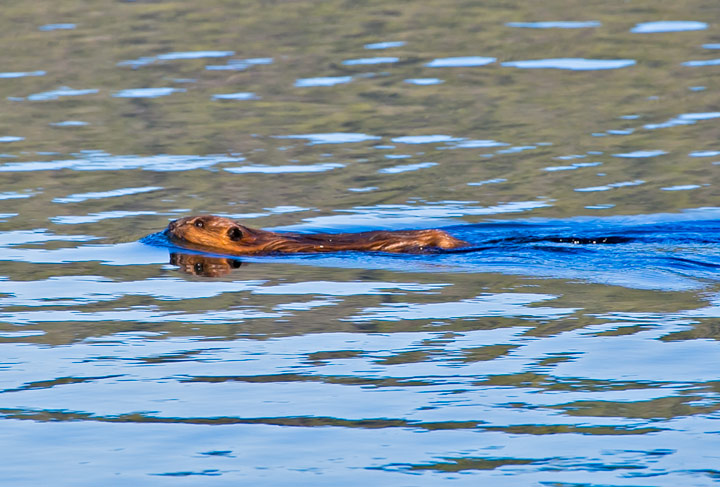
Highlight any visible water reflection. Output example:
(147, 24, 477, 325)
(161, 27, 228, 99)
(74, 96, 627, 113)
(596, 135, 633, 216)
(425, 56, 496, 67)
(275, 133, 381, 144)
(404, 78, 443, 85)
(0, 71, 45, 78)
(502, 59, 636, 70)
(170, 253, 243, 277)
(49, 120, 88, 127)
(211, 92, 259, 100)
(378, 161, 437, 174)
(0, 152, 244, 171)
(295, 76, 353, 87)
(24, 87, 99, 101)
(38, 23, 75, 31)
(364, 41, 406, 49)
(0, 136, 24, 143)
(205, 57, 273, 71)
(342, 57, 399, 65)
(112, 87, 185, 98)
(118, 50, 235, 68)
(225, 162, 343, 173)
(630, 21, 708, 33)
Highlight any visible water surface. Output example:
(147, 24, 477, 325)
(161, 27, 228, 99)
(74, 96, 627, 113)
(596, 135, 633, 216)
(0, 1, 719, 486)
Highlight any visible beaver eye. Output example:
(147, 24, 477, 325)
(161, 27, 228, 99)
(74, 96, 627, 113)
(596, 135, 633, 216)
(194, 220, 204, 228)
(228, 227, 244, 241)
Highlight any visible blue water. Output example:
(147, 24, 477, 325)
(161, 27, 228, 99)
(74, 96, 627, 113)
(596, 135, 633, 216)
(1, 1, 720, 485)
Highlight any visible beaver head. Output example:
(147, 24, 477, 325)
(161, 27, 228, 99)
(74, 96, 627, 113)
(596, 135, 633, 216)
(166, 215, 258, 253)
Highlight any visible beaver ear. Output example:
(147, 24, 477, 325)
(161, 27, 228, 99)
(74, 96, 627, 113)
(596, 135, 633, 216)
(227, 226, 244, 241)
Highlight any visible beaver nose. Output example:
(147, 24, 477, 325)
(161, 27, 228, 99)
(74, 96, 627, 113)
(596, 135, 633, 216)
(166, 219, 178, 234)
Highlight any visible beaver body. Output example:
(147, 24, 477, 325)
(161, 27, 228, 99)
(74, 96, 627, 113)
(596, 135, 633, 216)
(166, 215, 468, 255)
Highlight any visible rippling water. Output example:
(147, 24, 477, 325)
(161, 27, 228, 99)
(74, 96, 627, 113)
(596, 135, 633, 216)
(1, 1, 719, 485)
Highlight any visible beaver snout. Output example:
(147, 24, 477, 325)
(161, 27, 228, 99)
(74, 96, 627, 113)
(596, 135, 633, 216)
(165, 218, 186, 237)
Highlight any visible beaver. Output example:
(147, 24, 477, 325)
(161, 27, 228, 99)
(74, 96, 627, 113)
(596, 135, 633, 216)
(165, 215, 468, 255)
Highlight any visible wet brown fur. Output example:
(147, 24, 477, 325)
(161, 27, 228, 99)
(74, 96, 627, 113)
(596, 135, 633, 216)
(166, 215, 467, 255)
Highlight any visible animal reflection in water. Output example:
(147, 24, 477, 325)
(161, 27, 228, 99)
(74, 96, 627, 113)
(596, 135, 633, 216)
(166, 214, 468, 255)
(170, 253, 244, 277)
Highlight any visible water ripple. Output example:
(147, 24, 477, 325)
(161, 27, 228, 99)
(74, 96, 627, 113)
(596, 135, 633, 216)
(206, 58, 273, 71)
(38, 23, 75, 31)
(682, 58, 720, 67)
(0, 191, 34, 200)
(661, 185, 702, 191)
(0, 276, 264, 305)
(0, 307, 284, 325)
(391, 135, 464, 144)
(0, 229, 98, 246)
(158, 51, 235, 60)
(0, 152, 244, 172)
(0, 71, 45, 79)
(378, 162, 437, 174)
(342, 57, 399, 65)
(277, 200, 552, 231)
(25, 87, 99, 101)
(426, 56, 496, 67)
(575, 180, 645, 192)
(49, 121, 88, 127)
(503, 58, 636, 70)
(643, 111, 720, 130)
(295, 76, 353, 87)
(53, 186, 162, 204)
(612, 150, 667, 158)
(0, 136, 24, 143)
(51, 211, 161, 225)
(543, 162, 602, 172)
(275, 133, 381, 144)
(224, 163, 344, 174)
(118, 50, 235, 68)
(404, 78, 444, 85)
(112, 88, 185, 98)
(348, 293, 578, 321)
(689, 150, 720, 157)
(630, 21, 707, 33)
(467, 178, 507, 187)
(211, 92, 259, 100)
(365, 41, 406, 49)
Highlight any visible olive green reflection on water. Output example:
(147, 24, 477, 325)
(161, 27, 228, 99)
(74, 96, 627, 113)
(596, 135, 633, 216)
(0, 260, 712, 346)
(0, 0, 718, 227)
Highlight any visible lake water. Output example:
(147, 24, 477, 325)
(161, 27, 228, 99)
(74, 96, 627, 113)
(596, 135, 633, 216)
(1, 2, 719, 485)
